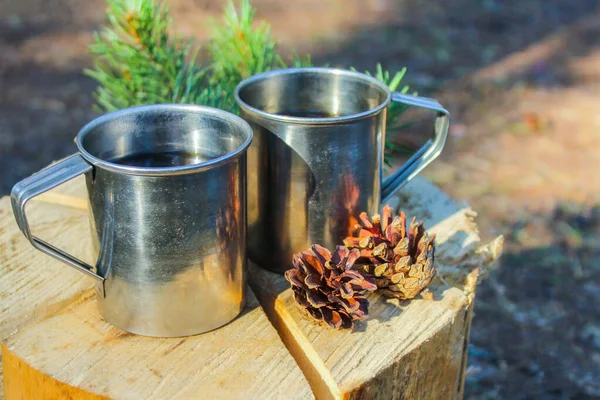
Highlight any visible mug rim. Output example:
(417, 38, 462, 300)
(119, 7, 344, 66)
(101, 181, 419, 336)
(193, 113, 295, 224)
(234, 67, 393, 125)
(75, 104, 253, 176)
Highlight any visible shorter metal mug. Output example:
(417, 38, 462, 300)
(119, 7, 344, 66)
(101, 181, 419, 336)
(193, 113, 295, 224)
(11, 105, 253, 337)
(235, 68, 450, 272)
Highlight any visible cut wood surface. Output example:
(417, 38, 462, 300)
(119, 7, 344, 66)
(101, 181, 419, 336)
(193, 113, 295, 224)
(0, 176, 313, 400)
(248, 178, 504, 400)
(2, 291, 312, 400)
(0, 176, 95, 398)
(0, 174, 502, 400)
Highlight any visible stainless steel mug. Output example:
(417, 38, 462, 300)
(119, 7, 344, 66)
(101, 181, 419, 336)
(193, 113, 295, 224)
(235, 68, 449, 272)
(11, 105, 253, 337)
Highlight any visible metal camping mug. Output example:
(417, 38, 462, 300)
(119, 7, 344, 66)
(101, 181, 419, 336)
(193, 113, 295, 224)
(235, 68, 449, 272)
(11, 105, 253, 337)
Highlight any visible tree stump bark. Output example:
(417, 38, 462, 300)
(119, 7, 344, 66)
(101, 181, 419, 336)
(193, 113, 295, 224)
(0, 173, 502, 399)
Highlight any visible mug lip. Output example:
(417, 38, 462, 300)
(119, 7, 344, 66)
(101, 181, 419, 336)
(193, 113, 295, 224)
(234, 67, 392, 125)
(75, 104, 253, 176)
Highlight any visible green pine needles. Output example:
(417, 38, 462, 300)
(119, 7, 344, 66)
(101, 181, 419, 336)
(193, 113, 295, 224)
(208, 1, 284, 91)
(85, 0, 212, 111)
(85, 0, 413, 155)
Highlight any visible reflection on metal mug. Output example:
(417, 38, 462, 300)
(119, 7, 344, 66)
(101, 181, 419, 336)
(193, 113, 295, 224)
(235, 68, 449, 273)
(11, 105, 253, 337)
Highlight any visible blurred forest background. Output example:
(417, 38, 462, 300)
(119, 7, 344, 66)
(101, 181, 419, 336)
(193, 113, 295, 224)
(1, 0, 599, 398)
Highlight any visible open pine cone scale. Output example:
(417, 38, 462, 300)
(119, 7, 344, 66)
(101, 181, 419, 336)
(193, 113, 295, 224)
(285, 245, 377, 329)
(343, 205, 437, 300)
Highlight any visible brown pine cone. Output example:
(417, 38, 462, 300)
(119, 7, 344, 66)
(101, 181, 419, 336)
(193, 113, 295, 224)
(285, 244, 377, 329)
(343, 205, 436, 300)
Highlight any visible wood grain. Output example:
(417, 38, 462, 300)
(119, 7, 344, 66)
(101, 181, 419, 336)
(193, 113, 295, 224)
(2, 345, 108, 400)
(0, 177, 313, 400)
(3, 290, 312, 399)
(248, 177, 503, 400)
(0, 185, 95, 398)
(0, 175, 503, 399)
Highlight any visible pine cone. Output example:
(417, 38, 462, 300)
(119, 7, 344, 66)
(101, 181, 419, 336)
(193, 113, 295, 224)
(285, 244, 377, 329)
(343, 205, 436, 299)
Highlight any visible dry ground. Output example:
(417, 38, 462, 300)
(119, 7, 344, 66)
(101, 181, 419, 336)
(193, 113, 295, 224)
(1, 0, 599, 398)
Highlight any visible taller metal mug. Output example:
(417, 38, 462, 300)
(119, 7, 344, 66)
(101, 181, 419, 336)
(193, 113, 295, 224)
(11, 105, 253, 337)
(235, 68, 449, 272)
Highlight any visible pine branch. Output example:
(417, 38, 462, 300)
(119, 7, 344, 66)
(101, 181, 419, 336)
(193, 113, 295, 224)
(85, 0, 226, 112)
(289, 51, 313, 68)
(85, 0, 417, 161)
(207, 0, 285, 112)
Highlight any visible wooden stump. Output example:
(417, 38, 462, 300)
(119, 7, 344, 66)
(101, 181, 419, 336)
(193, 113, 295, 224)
(248, 178, 503, 400)
(0, 174, 502, 399)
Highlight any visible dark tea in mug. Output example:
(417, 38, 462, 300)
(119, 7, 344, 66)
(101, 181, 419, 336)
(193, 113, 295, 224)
(110, 150, 212, 168)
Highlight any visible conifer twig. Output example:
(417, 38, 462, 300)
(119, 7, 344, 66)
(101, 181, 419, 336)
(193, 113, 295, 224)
(85, 0, 226, 112)
(85, 0, 416, 161)
(207, 0, 286, 112)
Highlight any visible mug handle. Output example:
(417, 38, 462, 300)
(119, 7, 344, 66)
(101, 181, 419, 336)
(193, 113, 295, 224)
(11, 154, 105, 289)
(381, 93, 450, 203)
